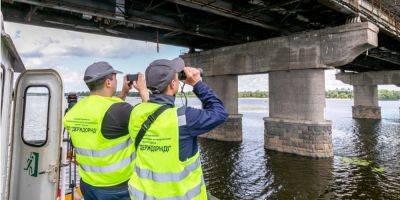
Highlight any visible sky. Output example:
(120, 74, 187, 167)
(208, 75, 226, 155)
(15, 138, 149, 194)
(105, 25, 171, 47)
(3, 22, 399, 92)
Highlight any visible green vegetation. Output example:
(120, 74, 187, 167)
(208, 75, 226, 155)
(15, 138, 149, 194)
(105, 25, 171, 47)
(66, 89, 400, 100)
(66, 91, 197, 97)
(325, 89, 353, 99)
(339, 156, 386, 174)
(239, 90, 268, 98)
(378, 89, 400, 100)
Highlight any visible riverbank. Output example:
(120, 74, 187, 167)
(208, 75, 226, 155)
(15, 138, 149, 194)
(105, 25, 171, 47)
(66, 89, 400, 100)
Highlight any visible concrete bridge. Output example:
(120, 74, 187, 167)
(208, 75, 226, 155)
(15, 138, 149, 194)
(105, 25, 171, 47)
(2, 0, 400, 158)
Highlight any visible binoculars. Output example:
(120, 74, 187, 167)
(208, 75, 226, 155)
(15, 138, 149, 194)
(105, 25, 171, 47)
(178, 68, 203, 80)
(127, 68, 203, 83)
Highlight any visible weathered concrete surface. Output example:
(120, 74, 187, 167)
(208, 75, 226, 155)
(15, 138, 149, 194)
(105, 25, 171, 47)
(200, 75, 242, 141)
(200, 115, 242, 142)
(336, 70, 400, 86)
(264, 118, 333, 158)
(352, 106, 381, 119)
(183, 23, 379, 157)
(182, 22, 378, 76)
(354, 85, 379, 106)
(265, 69, 333, 158)
(268, 70, 326, 121)
(336, 72, 396, 119)
(353, 85, 381, 119)
(203, 75, 238, 114)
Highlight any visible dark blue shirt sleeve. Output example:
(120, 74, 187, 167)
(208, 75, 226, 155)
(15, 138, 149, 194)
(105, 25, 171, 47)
(185, 81, 228, 136)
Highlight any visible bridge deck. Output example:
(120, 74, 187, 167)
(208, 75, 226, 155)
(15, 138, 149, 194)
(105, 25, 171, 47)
(2, 0, 400, 72)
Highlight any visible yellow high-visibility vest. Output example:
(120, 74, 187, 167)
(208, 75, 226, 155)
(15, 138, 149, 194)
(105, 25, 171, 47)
(128, 102, 207, 200)
(64, 95, 135, 187)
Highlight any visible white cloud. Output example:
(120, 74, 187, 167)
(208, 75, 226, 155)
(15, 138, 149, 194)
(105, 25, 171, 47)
(4, 22, 163, 65)
(3, 22, 170, 92)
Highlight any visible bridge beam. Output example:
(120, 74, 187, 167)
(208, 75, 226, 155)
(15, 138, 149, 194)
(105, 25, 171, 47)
(182, 22, 378, 76)
(336, 70, 400, 119)
(183, 22, 379, 158)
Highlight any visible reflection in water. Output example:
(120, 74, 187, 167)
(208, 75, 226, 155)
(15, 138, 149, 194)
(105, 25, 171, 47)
(199, 138, 334, 200)
(265, 152, 333, 199)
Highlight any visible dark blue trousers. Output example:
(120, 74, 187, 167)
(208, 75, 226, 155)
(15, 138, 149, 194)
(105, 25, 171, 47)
(80, 179, 130, 200)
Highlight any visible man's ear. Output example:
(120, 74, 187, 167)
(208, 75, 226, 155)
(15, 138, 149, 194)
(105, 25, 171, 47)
(168, 80, 174, 90)
(172, 79, 179, 88)
(105, 79, 112, 88)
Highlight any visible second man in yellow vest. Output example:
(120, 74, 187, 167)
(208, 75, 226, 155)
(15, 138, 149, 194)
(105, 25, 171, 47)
(64, 61, 149, 200)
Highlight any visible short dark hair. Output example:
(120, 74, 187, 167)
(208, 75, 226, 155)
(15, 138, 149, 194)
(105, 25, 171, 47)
(85, 73, 114, 91)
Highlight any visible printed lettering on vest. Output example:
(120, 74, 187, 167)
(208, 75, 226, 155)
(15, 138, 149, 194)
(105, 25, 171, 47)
(65, 117, 98, 134)
(137, 133, 173, 153)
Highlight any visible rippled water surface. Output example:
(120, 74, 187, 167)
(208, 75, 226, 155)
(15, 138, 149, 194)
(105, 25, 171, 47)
(194, 98, 400, 200)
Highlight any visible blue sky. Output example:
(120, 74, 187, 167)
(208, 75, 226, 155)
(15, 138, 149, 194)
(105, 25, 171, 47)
(4, 22, 399, 92)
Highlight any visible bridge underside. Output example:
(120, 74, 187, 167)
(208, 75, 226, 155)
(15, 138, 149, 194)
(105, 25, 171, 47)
(2, 0, 400, 158)
(2, 0, 400, 72)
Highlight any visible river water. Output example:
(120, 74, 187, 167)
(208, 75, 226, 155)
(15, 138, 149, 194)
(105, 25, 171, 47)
(131, 97, 400, 199)
(25, 96, 400, 199)
(194, 98, 400, 200)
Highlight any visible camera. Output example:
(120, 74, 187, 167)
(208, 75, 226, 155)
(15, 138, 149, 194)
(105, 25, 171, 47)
(66, 92, 78, 112)
(127, 74, 138, 86)
(178, 68, 203, 80)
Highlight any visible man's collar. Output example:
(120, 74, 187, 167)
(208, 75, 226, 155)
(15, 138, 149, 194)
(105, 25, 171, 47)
(149, 94, 175, 106)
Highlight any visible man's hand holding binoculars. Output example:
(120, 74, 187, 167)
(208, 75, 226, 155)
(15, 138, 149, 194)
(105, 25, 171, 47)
(182, 67, 202, 86)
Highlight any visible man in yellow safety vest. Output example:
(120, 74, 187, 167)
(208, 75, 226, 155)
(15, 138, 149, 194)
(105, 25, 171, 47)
(128, 58, 228, 199)
(64, 61, 148, 200)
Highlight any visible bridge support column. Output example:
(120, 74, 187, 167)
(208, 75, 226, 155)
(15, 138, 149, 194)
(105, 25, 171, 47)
(335, 71, 400, 120)
(353, 85, 381, 119)
(183, 22, 379, 156)
(264, 69, 333, 158)
(201, 75, 242, 142)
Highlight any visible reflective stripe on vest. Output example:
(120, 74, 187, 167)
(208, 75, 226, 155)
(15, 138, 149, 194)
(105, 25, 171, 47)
(129, 179, 204, 200)
(80, 152, 136, 173)
(134, 156, 200, 182)
(75, 138, 133, 157)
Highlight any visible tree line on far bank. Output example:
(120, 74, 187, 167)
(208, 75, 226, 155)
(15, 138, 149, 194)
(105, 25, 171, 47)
(66, 89, 400, 100)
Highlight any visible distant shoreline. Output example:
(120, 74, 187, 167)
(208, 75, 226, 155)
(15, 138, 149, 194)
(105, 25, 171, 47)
(237, 97, 399, 101)
(63, 90, 400, 101)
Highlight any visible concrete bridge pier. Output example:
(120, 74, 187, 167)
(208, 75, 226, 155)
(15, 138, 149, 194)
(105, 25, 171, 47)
(201, 75, 243, 142)
(183, 22, 379, 157)
(336, 70, 400, 119)
(353, 85, 381, 119)
(264, 69, 333, 157)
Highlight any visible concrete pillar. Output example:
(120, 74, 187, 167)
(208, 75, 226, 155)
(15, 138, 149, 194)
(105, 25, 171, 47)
(264, 69, 333, 158)
(201, 75, 242, 142)
(183, 22, 379, 157)
(335, 71, 399, 120)
(352, 85, 381, 119)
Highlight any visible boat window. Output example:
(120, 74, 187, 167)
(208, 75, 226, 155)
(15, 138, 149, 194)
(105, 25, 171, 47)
(22, 86, 50, 147)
